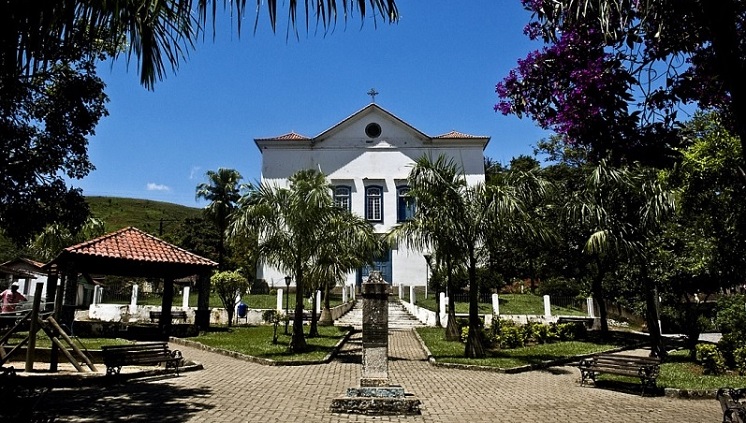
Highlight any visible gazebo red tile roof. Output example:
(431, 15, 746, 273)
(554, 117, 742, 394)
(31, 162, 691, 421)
(433, 130, 489, 139)
(47, 227, 217, 279)
(64, 227, 216, 266)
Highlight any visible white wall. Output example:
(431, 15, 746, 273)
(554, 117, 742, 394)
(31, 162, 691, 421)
(256, 105, 487, 287)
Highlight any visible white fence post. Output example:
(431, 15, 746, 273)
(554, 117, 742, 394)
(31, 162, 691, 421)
(182, 286, 190, 309)
(586, 297, 595, 318)
(277, 289, 284, 313)
(316, 290, 322, 314)
(439, 292, 447, 315)
(130, 284, 139, 307)
(91, 286, 100, 305)
(543, 295, 552, 317)
(342, 285, 348, 303)
(409, 285, 416, 305)
(398, 284, 403, 299)
(492, 293, 500, 316)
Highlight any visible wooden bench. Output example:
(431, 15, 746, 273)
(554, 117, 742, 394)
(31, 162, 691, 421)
(101, 342, 183, 376)
(557, 316, 595, 328)
(149, 310, 188, 323)
(578, 353, 661, 396)
(717, 388, 746, 423)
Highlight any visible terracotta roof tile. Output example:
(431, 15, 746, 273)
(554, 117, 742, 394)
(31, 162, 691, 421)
(433, 130, 488, 139)
(64, 227, 217, 267)
(256, 131, 310, 141)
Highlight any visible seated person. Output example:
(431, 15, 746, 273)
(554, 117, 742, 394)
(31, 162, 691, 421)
(1, 282, 27, 313)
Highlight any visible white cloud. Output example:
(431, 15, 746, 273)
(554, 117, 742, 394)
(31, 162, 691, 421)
(189, 166, 201, 180)
(146, 183, 171, 191)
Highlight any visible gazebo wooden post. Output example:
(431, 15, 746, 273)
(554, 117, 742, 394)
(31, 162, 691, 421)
(61, 263, 78, 328)
(160, 277, 175, 339)
(195, 273, 211, 331)
(45, 265, 58, 312)
(50, 272, 65, 371)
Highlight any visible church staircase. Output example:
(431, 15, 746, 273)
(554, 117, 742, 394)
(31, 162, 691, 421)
(335, 299, 424, 330)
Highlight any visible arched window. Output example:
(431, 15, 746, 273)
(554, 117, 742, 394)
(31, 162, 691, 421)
(397, 186, 416, 222)
(365, 186, 383, 222)
(333, 186, 351, 211)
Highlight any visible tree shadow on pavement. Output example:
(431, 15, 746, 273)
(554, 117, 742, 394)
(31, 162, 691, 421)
(22, 379, 215, 422)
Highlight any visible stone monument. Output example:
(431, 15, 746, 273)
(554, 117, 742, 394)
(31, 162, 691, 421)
(330, 271, 421, 415)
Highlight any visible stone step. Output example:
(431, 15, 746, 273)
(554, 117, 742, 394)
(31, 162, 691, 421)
(335, 301, 424, 329)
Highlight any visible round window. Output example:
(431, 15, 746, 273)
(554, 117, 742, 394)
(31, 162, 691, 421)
(365, 122, 382, 138)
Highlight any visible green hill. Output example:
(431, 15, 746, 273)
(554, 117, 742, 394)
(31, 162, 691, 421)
(85, 196, 202, 236)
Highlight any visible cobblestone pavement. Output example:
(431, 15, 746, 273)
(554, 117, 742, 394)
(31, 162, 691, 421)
(37, 329, 722, 423)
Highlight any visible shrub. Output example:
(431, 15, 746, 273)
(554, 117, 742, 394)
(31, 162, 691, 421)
(532, 323, 558, 344)
(555, 322, 586, 341)
(695, 343, 726, 375)
(734, 347, 746, 376)
(498, 324, 524, 349)
(537, 276, 582, 298)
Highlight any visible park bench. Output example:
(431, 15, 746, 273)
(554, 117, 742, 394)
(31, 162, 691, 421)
(717, 387, 746, 423)
(101, 342, 183, 376)
(149, 310, 188, 323)
(557, 316, 595, 328)
(578, 353, 661, 396)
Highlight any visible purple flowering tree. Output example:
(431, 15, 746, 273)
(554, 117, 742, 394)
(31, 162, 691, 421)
(497, 0, 746, 165)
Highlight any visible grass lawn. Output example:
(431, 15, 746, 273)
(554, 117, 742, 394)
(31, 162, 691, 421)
(416, 327, 621, 369)
(414, 294, 586, 316)
(192, 325, 348, 362)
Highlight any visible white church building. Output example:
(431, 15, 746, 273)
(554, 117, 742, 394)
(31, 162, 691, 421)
(254, 103, 490, 287)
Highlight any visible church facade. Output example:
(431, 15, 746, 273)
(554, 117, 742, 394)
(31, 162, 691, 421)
(254, 103, 490, 287)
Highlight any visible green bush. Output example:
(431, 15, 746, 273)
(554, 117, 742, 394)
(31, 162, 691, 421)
(498, 323, 524, 349)
(696, 343, 726, 375)
(532, 323, 558, 344)
(537, 276, 582, 297)
(555, 322, 586, 341)
(734, 347, 746, 376)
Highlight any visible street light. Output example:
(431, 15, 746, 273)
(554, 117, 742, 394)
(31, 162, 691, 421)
(284, 275, 291, 335)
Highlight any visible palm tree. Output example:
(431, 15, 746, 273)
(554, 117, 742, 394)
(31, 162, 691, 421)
(5, 1, 398, 90)
(196, 168, 243, 271)
(32, 217, 106, 262)
(392, 156, 551, 358)
(570, 161, 675, 356)
(229, 169, 378, 352)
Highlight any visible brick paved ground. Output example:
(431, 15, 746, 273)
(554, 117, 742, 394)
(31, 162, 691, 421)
(34, 329, 721, 423)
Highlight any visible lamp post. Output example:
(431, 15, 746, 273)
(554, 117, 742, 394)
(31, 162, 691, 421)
(284, 275, 291, 335)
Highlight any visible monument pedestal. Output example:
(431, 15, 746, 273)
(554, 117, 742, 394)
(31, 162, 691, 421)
(330, 272, 420, 415)
(330, 385, 421, 415)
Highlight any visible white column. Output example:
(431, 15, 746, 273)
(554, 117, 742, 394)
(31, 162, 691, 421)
(492, 293, 500, 316)
(586, 297, 595, 317)
(424, 284, 428, 299)
(439, 292, 447, 315)
(409, 285, 416, 305)
(179, 286, 188, 309)
(277, 288, 284, 313)
(543, 295, 552, 317)
(315, 290, 322, 314)
(130, 284, 139, 307)
(398, 284, 403, 299)
(92, 286, 102, 305)
(342, 285, 348, 303)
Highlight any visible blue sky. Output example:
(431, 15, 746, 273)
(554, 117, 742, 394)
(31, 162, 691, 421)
(79, 1, 549, 207)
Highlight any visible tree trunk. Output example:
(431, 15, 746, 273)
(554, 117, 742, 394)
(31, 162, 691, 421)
(319, 280, 334, 326)
(289, 258, 307, 352)
(444, 256, 460, 341)
(464, 249, 485, 358)
(309, 290, 319, 338)
(591, 259, 609, 338)
(642, 266, 666, 358)
(434, 287, 441, 327)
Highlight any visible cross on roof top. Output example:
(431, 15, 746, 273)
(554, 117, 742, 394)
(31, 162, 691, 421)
(367, 88, 379, 102)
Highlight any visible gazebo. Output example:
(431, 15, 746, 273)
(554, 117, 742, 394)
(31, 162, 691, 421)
(45, 227, 217, 337)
